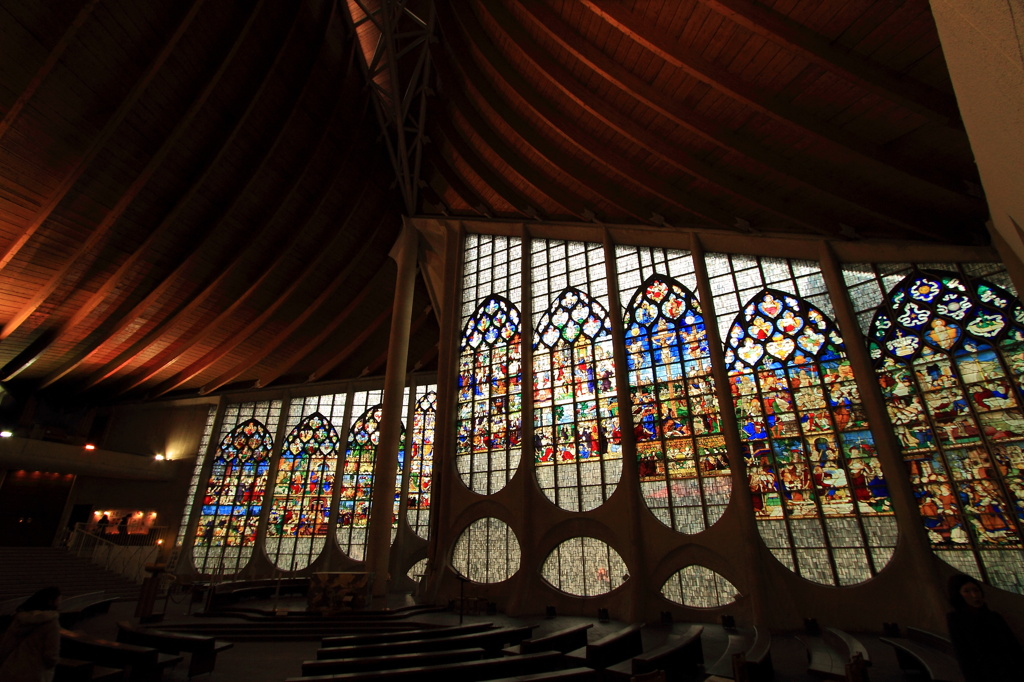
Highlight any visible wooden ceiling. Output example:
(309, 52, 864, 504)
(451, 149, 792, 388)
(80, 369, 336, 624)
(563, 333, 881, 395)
(0, 0, 988, 406)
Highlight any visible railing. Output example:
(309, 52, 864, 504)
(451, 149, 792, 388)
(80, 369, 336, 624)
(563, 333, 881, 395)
(68, 523, 168, 584)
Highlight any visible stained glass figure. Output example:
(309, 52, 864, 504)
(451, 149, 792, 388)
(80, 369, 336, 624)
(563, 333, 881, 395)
(624, 274, 730, 533)
(265, 412, 340, 571)
(540, 537, 628, 596)
(457, 296, 522, 495)
(534, 287, 621, 512)
(726, 288, 896, 585)
(193, 416, 274, 575)
(868, 270, 1024, 593)
(407, 389, 436, 539)
(336, 401, 404, 561)
(451, 517, 521, 583)
(661, 565, 738, 608)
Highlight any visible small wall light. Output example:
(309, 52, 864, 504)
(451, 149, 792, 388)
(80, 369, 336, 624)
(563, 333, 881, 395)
(84, 444, 96, 451)
(0, 430, 12, 438)
(154, 454, 166, 461)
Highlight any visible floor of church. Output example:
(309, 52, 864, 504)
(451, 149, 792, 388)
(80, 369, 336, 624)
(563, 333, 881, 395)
(75, 595, 919, 681)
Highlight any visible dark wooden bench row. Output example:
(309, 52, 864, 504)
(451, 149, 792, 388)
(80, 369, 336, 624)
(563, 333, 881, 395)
(206, 577, 310, 610)
(564, 623, 645, 670)
(504, 624, 593, 656)
(55, 657, 125, 682)
(605, 624, 704, 682)
(116, 621, 233, 678)
(60, 629, 183, 682)
(322, 621, 495, 648)
(704, 627, 772, 681)
(798, 627, 870, 681)
(316, 625, 536, 660)
(289, 650, 568, 682)
(881, 627, 964, 682)
(303, 646, 487, 676)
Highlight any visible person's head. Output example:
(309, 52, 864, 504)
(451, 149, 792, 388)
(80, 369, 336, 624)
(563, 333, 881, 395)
(18, 586, 60, 612)
(948, 574, 986, 610)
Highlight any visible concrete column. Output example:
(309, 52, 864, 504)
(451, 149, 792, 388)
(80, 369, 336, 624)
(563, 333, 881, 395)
(365, 219, 419, 596)
(929, 0, 1024, 263)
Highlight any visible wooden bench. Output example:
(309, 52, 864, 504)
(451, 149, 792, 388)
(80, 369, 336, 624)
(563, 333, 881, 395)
(316, 625, 536, 660)
(302, 647, 487, 676)
(705, 627, 772, 681)
(287, 650, 567, 682)
(58, 592, 119, 628)
(116, 621, 233, 678)
(489, 668, 601, 681)
(60, 630, 183, 682)
(565, 623, 644, 670)
(55, 657, 125, 682)
(322, 622, 495, 648)
(881, 629, 964, 682)
(206, 577, 309, 610)
(605, 624, 704, 682)
(505, 623, 593, 655)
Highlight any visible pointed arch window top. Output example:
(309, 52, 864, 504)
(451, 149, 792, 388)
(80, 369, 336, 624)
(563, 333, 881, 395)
(725, 289, 844, 370)
(462, 296, 521, 351)
(285, 412, 340, 458)
(536, 287, 612, 349)
(624, 275, 703, 327)
(869, 271, 1024, 364)
(349, 405, 385, 447)
(220, 418, 274, 461)
(416, 391, 437, 412)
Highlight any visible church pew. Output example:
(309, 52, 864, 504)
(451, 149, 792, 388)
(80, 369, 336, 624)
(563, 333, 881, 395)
(504, 623, 593, 655)
(604, 624, 704, 682)
(60, 630, 183, 682)
(301, 647, 487, 676)
(116, 621, 233, 678)
(564, 623, 644, 670)
(796, 627, 870, 681)
(880, 632, 964, 682)
(287, 650, 567, 681)
(489, 668, 601, 681)
(704, 627, 772, 681)
(315, 625, 536, 660)
(55, 658, 125, 682)
(58, 592, 118, 628)
(321, 621, 494, 647)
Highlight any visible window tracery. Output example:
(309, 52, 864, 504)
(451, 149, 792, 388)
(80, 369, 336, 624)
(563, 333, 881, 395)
(407, 388, 437, 539)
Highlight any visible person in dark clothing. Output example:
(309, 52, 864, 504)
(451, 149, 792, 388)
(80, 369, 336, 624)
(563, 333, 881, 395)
(0, 586, 61, 681)
(946, 573, 1023, 682)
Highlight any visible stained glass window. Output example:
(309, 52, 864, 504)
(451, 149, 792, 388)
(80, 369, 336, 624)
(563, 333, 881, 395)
(177, 405, 217, 547)
(457, 296, 523, 495)
(621, 265, 730, 533)
(859, 266, 1024, 593)
(540, 537, 628, 596)
(265, 392, 346, 571)
(532, 240, 620, 512)
(451, 517, 521, 583)
(709, 253, 896, 586)
(407, 388, 437, 540)
(661, 566, 738, 608)
(458, 234, 523, 495)
(193, 400, 281, 574)
(337, 391, 401, 560)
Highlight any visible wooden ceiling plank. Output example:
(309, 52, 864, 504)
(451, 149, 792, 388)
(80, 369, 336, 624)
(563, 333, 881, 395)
(310, 306, 392, 383)
(37, 2, 309, 388)
(139, 165, 387, 398)
(0, 0, 206, 275)
(427, 147, 497, 215)
(696, 0, 960, 124)
(361, 303, 433, 376)
(576, 0, 971, 198)
(0, 0, 269, 343)
(0, 0, 100, 142)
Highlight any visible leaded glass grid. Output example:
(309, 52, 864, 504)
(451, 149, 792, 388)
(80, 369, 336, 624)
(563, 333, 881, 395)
(407, 387, 437, 539)
(661, 565, 738, 608)
(458, 235, 523, 495)
(540, 536, 628, 597)
(708, 253, 896, 586)
(193, 400, 281, 575)
(616, 245, 731, 534)
(845, 262, 1024, 594)
(532, 240, 621, 512)
(177, 405, 217, 547)
(265, 393, 346, 572)
(451, 517, 521, 583)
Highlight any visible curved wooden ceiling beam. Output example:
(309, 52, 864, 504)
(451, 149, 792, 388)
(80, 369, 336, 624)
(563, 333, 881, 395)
(576, 0, 971, 199)
(141, 174, 389, 398)
(432, 46, 584, 220)
(73, 3, 342, 389)
(438, 6, 651, 225)
(253, 247, 383, 388)
(361, 304, 433, 377)
(512, 2, 973, 234)
(1, 1, 268, 342)
(312, 305, 393, 383)
(0, 0, 205, 274)
(38, 3, 308, 388)
(476, 2, 847, 236)
(426, 147, 494, 216)
(695, 0, 961, 125)
(0, 0, 100, 141)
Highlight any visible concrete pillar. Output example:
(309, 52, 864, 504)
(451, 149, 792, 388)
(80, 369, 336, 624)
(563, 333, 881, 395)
(365, 219, 419, 596)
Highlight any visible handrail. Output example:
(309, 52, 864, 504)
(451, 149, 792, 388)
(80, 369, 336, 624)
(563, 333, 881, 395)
(68, 523, 168, 583)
